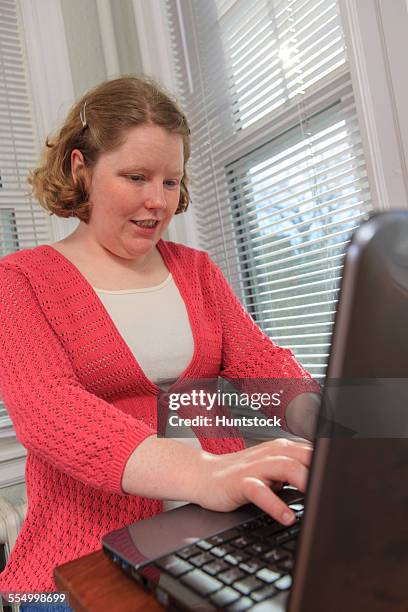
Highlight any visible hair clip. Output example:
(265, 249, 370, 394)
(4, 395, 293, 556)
(79, 101, 87, 128)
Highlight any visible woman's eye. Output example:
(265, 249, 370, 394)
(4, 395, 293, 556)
(128, 175, 144, 182)
(165, 180, 179, 189)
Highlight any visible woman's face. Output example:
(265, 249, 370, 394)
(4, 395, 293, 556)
(73, 123, 184, 261)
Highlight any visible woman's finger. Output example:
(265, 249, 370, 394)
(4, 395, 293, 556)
(241, 477, 297, 525)
(251, 438, 313, 468)
(252, 455, 309, 493)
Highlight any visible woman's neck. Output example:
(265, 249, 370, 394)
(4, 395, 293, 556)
(51, 229, 168, 290)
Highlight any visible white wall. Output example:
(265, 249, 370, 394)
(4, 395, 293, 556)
(378, 0, 408, 197)
(60, 0, 107, 98)
(60, 0, 144, 98)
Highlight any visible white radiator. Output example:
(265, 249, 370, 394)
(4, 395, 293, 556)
(0, 496, 27, 612)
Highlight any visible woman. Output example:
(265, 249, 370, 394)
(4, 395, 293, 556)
(0, 76, 318, 608)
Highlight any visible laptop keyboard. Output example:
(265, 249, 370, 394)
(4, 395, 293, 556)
(154, 501, 303, 610)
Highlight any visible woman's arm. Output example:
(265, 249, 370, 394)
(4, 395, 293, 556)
(205, 254, 321, 432)
(0, 265, 155, 495)
(122, 435, 312, 525)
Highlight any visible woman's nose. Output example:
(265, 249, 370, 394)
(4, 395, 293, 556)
(144, 182, 167, 209)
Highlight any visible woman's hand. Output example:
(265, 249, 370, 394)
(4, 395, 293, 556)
(123, 436, 312, 526)
(194, 438, 312, 525)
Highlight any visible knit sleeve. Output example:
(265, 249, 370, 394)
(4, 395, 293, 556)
(0, 265, 155, 495)
(205, 254, 320, 418)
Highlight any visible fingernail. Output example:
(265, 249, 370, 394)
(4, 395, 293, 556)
(282, 511, 295, 525)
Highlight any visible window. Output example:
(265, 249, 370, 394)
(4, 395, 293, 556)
(0, 208, 19, 254)
(165, 0, 372, 379)
(0, 0, 52, 431)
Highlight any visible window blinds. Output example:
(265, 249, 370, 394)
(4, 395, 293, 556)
(0, 0, 51, 431)
(166, 0, 372, 379)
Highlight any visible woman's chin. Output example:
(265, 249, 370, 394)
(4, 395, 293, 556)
(121, 235, 161, 260)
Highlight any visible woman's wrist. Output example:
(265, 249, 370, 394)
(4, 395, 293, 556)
(122, 434, 214, 503)
(285, 393, 320, 440)
(190, 450, 221, 507)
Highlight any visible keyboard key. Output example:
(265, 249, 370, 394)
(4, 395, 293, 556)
(246, 542, 271, 557)
(210, 587, 240, 607)
(203, 560, 230, 576)
(215, 528, 241, 543)
(225, 551, 249, 566)
(207, 530, 239, 546)
(282, 540, 297, 552)
(275, 531, 293, 545)
(233, 575, 264, 595)
(156, 555, 193, 577)
(274, 574, 292, 590)
(257, 514, 278, 528)
(196, 539, 213, 551)
(256, 568, 281, 584)
(241, 519, 263, 531)
(289, 503, 304, 512)
(211, 544, 235, 558)
(177, 545, 202, 560)
(206, 529, 240, 547)
(219, 567, 246, 585)
(181, 569, 223, 596)
(189, 552, 214, 568)
(279, 557, 294, 573)
(263, 548, 288, 563)
(251, 584, 279, 602)
(239, 558, 264, 574)
(207, 535, 224, 546)
(231, 535, 255, 549)
(289, 524, 301, 536)
(226, 597, 254, 611)
(262, 523, 287, 538)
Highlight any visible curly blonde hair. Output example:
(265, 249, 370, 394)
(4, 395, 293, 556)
(29, 75, 191, 222)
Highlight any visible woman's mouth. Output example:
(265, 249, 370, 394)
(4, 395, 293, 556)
(130, 219, 159, 228)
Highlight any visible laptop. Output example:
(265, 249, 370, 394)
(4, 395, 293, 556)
(102, 212, 408, 611)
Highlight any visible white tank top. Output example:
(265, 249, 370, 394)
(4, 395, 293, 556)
(94, 274, 194, 387)
(94, 274, 200, 511)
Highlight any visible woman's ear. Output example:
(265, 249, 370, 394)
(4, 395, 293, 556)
(70, 149, 91, 206)
(70, 149, 86, 184)
(71, 148, 92, 197)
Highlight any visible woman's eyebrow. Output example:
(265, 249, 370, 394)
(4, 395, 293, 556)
(121, 165, 183, 177)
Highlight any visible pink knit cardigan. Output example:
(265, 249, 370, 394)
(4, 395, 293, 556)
(0, 240, 313, 592)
